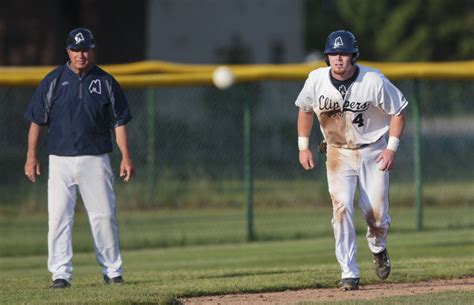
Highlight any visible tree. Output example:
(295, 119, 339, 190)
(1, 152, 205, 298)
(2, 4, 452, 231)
(305, 0, 474, 61)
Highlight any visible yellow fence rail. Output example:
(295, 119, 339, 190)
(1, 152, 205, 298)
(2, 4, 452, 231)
(0, 60, 473, 87)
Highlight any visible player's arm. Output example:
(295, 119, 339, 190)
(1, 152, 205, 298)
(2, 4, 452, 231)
(24, 122, 43, 182)
(297, 110, 315, 170)
(376, 110, 406, 171)
(115, 125, 135, 182)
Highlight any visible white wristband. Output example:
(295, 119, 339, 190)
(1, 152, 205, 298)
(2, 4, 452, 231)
(387, 136, 400, 152)
(298, 137, 309, 151)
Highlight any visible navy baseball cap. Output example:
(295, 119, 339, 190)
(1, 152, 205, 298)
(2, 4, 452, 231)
(66, 28, 95, 50)
(324, 30, 359, 55)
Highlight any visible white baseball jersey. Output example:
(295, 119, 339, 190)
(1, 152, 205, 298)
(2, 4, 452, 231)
(295, 64, 408, 279)
(295, 65, 408, 148)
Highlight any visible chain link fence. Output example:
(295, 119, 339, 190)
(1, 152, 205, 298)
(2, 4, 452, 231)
(1, 78, 473, 241)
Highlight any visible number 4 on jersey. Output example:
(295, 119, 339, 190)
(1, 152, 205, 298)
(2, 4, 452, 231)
(352, 113, 364, 127)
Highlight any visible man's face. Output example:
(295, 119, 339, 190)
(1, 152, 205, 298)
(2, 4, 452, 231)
(327, 53, 354, 78)
(67, 48, 94, 73)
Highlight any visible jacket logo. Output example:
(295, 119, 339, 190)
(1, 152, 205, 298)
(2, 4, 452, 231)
(61, 81, 69, 86)
(75, 33, 85, 44)
(338, 85, 347, 97)
(334, 36, 343, 48)
(89, 79, 102, 94)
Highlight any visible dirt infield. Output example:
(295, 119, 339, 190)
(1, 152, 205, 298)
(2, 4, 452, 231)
(180, 277, 474, 305)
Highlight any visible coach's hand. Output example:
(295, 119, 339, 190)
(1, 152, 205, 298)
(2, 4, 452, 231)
(376, 149, 395, 171)
(120, 157, 135, 182)
(24, 156, 41, 182)
(299, 149, 315, 170)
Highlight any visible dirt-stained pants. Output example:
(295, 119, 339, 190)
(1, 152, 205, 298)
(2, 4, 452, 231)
(326, 137, 390, 279)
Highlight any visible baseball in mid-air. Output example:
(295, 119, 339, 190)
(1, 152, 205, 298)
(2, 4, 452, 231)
(212, 66, 235, 90)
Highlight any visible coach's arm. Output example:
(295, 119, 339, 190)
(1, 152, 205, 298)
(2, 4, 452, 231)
(115, 125, 135, 182)
(25, 122, 43, 182)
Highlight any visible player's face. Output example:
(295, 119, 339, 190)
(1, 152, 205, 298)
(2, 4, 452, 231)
(328, 53, 356, 80)
(67, 48, 95, 74)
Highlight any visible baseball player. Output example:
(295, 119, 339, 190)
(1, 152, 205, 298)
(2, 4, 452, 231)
(295, 30, 407, 291)
(24, 28, 134, 288)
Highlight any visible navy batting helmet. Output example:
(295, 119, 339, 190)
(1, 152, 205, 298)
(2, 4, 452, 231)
(324, 30, 359, 65)
(66, 28, 95, 50)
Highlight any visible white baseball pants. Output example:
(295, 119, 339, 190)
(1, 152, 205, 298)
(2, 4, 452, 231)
(48, 154, 123, 283)
(326, 137, 391, 279)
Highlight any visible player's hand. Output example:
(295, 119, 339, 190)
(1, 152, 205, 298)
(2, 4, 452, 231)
(24, 156, 41, 182)
(376, 149, 395, 171)
(120, 157, 135, 182)
(299, 149, 315, 170)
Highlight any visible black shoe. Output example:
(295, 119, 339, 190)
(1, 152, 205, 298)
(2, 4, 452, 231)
(373, 248, 391, 280)
(104, 275, 125, 285)
(339, 278, 359, 291)
(50, 279, 71, 289)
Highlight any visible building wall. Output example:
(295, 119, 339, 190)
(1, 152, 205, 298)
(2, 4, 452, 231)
(0, 0, 303, 65)
(147, 0, 304, 64)
(0, 0, 145, 65)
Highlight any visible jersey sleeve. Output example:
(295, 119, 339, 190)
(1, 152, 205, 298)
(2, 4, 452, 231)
(24, 78, 54, 126)
(377, 75, 408, 115)
(108, 77, 132, 128)
(294, 74, 315, 112)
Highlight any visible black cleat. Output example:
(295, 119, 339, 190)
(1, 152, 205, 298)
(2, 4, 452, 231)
(339, 278, 359, 291)
(373, 248, 391, 280)
(50, 279, 71, 289)
(104, 275, 125, 285)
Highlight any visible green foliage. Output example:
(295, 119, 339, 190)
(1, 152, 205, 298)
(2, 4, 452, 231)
(305, 0, 474, 61)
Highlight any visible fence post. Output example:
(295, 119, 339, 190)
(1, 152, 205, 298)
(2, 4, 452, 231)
(146, 88, 156, 207)
(243, 87, 255, 241)
(412, 80, 423, 230)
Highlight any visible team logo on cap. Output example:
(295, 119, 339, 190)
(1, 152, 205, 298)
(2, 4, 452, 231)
(74, 32, 85, 44)
(334, 36, 343, 48)
(89, 79, 102, 94)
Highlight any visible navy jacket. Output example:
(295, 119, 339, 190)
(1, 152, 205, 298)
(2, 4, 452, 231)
(25, 63, 132, 156)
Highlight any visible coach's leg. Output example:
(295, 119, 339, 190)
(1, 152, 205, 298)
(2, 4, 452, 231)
(78, 155, 123, 279)
(358, 143, 391, 254)
(48, 155, 78, 284)
(326, 147, 359, 279)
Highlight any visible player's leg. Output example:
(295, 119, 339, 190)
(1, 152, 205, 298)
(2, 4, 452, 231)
(77, 154, 123, 280)
(357, 140, 391, 254)
(326, 146, 359, 280)
(48, 155, 78, 285)
(358, 140, 391, 280)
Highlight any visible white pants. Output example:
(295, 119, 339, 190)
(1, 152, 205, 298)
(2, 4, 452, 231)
(48, 154, 123, 283)
(326, 138, 391, 279)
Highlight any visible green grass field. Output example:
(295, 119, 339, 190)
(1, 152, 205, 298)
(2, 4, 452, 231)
(1, 229, 473, 304)
(1, 206, 473, 257)
(1, 207, 473, 304)
(5, 180, 474, 213)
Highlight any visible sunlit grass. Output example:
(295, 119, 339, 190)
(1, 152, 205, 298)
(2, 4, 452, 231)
(1, 228, 473, 304)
